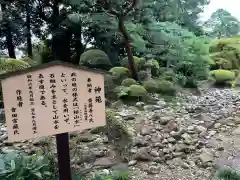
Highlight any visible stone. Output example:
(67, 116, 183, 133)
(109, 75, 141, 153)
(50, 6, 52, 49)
(77, 134, 96, 142)
(196, 126, 207, 133)
(0, 134, 7, 142)
(136, 102, 145, 108)
(140, 126, 151, 136)
(147, 165, 160, 174)
(159, 116, 172, 125)
(232, 126, 240, 135)
(165, 121, 179, 132)
(167, 137, 176, 144)
(151, 113, 161, 121)
(133, 137, 148, 147)
(128, 160, 137, 166)
(150, 150, 159, 157)
(134, 147, 152, 161)
(93, 157, 115, 167)
(214, 123, 221, 129)
(234, 117, 240, 124)
(199, 150, 214, 163)
(170, 131, 182, 140)
(123, 115, 135, 121)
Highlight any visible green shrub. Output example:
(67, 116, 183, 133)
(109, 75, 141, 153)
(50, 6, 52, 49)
(120, 56, 145, 71)
(174, 56, 209, 87)
(128, 85, 148, 98)
(161, 70, 176, 81)
(209, 37, 240, 70)
(143, 79, 159, 93)
(121, 78, 137, 87)
(0, 151, 52, 180)
(80, 49, 112, 70)
(109, 67, 130, 83)
(210, 69, 236, 84)
(0, 58, 30, 74)
(213, 168, 240, 180)
(157, 80, 176, 95)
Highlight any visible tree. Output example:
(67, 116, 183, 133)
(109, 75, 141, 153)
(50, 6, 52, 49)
(96, 0, 139, 80)
(204, 9, 240, 38)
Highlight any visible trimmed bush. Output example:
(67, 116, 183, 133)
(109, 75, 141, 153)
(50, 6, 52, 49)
(121, 78, 138, 87)
(109, 67, 130, 83)
(162, 70, 176, 81)
(120, 56, 146, 70)
(210, 69, 236, 84)
(143, 79, 158, 93)
(0, 58, 30, 73)
(209, 37, 240, 70)
(128, 85, 148, 98)
(80, 49, 112, 69)
(157, 80, 176, 95)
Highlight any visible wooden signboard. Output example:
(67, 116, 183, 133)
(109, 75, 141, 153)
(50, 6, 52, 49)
(0, 61, 106, 142)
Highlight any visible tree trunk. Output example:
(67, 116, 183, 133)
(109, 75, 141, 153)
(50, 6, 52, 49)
(1, 4, 16, 58)
(74, 31, 84, 65)
(26, 2, 33, 58)
(118, 16, 138, 81)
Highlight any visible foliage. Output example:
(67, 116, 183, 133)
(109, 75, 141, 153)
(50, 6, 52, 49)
(213, 168, 240, 180)
(0, 58, 30, 74)
(0, 151, 52, 180)
(209, 37, 240, 70)
(121, 78, 138, 87)
(105, 109, 135, 142)
(143, 79, 159, 93)
(204, 9, 240, 38)
(127, 85, 148, 98)
(157, 80, 176, 95)
(109, 67, 131, 83)
(144, 59, 160, 77)
(120, 56, 145, 71)
(80, 49, 112, 70)
(210, 69, 236, 84)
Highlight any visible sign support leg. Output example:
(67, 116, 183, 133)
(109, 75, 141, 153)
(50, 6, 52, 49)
(56, 132, 72, 180)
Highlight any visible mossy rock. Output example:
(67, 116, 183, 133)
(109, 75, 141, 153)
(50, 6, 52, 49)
(121, 78, 138, 87)
(210, 69, 236, 84)
(109, 67, 130, 83)
(157, 80, 176, 95)
(80, 49, 112, 70)
(143, 79, 159, 93)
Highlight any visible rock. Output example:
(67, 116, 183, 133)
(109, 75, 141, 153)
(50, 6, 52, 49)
(199, 150, 214, 163)
(167, 137, 176, 144)
(232, 126, 240, 135)
(170, 131, 182, 140)
(147, 165, 160, 174)
(234, 117, 240, 124)
(181, 133, 193, 145)
(128, 160, 137, 166)
(140, 126, 151, 136)
(123, 115, 136, 121)
(93, 157, 115, 167)
(136, 102, 145, 108)
(134, 147, 152, 161)
(133, 137, 148, 147)
(32, 137, 49, 145)
(0, 134, 7, 142)
(151, 113, 160, 121)
(0, 127, 7, 132)
(165, 121, 179, 132)
(214, 123, 221, 129)
(159, 116, 172, 125)
(150, 150, 159, 157)
(215, 157, 240, 169)
(196, 126, 207, 133)
(77, 134, 96, 142)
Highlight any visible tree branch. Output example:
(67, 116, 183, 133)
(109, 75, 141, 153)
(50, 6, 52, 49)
(123, 0, 137, 16)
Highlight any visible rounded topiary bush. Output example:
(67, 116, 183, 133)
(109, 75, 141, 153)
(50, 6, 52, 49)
(128, 85, 148, 98)
(143, 79, 158, 93)
(80, 49, 112, 70)
(109, 67, 130, 83)
(0, 58, 30, 73)
(162, 69, 176, 81)
(121, 78, 138, 87)
(120, 56, 146, 71)
(157, 80, 176, 95)
(210, 69, 236, 84)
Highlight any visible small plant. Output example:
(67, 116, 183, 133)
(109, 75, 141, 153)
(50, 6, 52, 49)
(213, 168, 240, 180)
(0, 151, 52, 180)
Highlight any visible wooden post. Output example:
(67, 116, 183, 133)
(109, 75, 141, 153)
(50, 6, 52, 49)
(56, 133, 72, 180)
